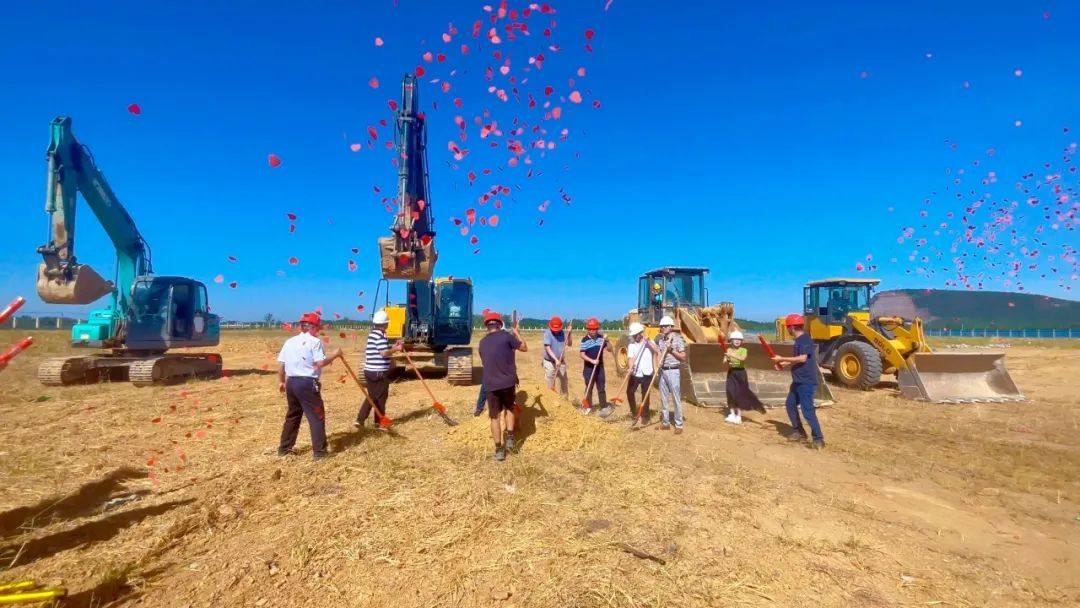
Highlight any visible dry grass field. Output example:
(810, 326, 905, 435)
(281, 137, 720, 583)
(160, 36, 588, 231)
(1, 330, 1078, 607)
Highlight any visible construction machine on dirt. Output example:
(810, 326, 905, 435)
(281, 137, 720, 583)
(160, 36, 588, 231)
(615, 267, 833, 407)
(776, 278, 1024, 403)
(370, 74, 473, 385)
(34, 117, 222, 386)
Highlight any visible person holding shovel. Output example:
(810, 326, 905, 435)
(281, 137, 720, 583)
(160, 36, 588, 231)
(655, 316, 688, 433)
(579, 317, 614, 415)
(355, 310, 403, 429)
(625, 322, 661, 423)
(542, 316, 572, 397)
(770, 314, 826, 450)
(723, 330, 766, 425)
(478, 310, 527, 461)
(277, 312, 344, 460)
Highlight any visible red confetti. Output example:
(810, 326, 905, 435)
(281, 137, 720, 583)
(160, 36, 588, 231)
(569, 91, 583, 104)
(213, 274, 223, 283)
(415, 66, 426, 77)
(348, 260, 357, 272)
(227, 256, 238, 262)
(375, 37, 384, 46)
(489, 215, 500, 227)
(584, 29, 595, 40)
(350, 143, 362, 152)
(369, 77, 380, 89)
(268, 154, 282, 168)
(287, 213, 297, 220)
(288, 257, 299, 265)
(127, 103, 142, 115)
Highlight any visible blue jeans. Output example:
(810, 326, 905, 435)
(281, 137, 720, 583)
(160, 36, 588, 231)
(785, 382, 823, 442)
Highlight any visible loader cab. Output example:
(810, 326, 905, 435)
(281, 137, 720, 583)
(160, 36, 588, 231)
(126, 276, 220, 350)
(803, 278, 878, 340)
(636, 267, 709, 326)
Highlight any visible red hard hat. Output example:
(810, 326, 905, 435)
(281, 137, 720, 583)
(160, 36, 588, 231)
(585, 317, 600, 330)
(548, 316, 563, 331)
(300, 312, 322, 327)
(483, 310, 503, 325)
(784, 313, 805, 327)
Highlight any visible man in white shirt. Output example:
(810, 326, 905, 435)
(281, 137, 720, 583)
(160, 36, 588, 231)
(625, 322, 660, 422)
(277, 312, 343, 460)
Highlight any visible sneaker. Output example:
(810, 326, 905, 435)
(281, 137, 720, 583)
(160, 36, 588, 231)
(505, 433, 516, 452)
(787, 430, 808, 442)
(811, 439, 826, 450)
(659, 423, 671, 431)
(581, 407, 592, 416)
(276, 449, 293, 458)
(598, 405, 614, 419)
(494, 446, 507, 461)
(673, 427, 684, 435)
(724, 413, 738, 424)
(312, 452, 331, 461)
(353, 420, 364, 429)
(732, 415, 742, 425)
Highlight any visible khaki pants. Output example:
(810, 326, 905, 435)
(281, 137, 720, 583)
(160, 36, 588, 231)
(542, 359, 568, 396)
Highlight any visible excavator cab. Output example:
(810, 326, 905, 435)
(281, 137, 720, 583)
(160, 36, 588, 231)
(124, 277, 220, 350)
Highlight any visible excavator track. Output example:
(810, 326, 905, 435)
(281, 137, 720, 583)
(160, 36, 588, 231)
(446, 347, 473, 386)
(129, 354, 222, 387)
(37, 357, 91, 386)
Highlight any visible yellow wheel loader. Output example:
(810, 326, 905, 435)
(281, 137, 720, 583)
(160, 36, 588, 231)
(776, 278, 1024, 403)
(616, 267, 834, 408)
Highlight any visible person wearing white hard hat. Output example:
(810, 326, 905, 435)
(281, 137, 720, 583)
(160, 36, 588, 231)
(624, 321, 660, 422)
(356, 309, 404, 429)
(723, 330, 766, 424)
(655, 316, 688, 433)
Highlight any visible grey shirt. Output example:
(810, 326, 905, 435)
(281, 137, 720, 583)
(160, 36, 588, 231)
(542, 328, 567, 362)
(656, 332, 686, 368)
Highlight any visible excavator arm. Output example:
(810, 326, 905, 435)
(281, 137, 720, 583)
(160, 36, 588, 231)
(36, 116, 150, 316)
(378, 74, 438, 280)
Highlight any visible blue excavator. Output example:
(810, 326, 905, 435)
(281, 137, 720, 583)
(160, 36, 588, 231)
(35, 116, 222, 386)
(371, 74, 474, 384)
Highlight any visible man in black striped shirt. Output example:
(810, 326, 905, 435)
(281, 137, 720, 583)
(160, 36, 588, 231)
(356, 310, 402, 428)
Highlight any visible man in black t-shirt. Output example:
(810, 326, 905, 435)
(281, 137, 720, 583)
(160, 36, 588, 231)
(478, 310, 528, 461)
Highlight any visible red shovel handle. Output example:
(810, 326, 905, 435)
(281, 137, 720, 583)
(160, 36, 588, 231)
(757, 335, 783, 371)
(0, 336, 33, 365)
(0, 297, 25, 326)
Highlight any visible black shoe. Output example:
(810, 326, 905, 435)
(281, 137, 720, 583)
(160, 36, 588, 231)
(505, 433, 516, 452)
(811, 439, 825, 450)
(494, 445, 507, 461)
(474, 406, 485, 417)
(277, 448, 293, 457)
(312, 452, 331, 461)
(787, 430, 807, 442)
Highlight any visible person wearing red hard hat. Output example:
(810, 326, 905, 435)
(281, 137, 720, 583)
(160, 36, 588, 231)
(578, 317, 614, 415)
(770, 313, 825, 449)
(478, 309, 528, 461)
(542, 316, 573, 397)
(276, 311, 344, 460)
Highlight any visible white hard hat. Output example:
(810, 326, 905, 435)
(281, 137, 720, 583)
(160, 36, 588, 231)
(628, 322, 645, 336)
(728, 330, 744, 341)
(659, 316, 675, 327)
(372, 310, 390, 325)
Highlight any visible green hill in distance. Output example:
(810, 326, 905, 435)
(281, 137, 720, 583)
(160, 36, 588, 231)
(871, 289, 1079, 330)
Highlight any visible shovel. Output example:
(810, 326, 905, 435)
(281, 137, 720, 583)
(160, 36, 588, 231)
(401, 349, 458, 426)
(339, 356, 394, 430)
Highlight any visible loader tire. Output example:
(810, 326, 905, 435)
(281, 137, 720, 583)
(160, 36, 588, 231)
(832, 341, 882, 390)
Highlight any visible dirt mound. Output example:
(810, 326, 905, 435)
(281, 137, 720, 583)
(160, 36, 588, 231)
(446, 382, 622, 454)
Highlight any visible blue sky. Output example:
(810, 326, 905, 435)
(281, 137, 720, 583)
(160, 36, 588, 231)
(1, 0, 1077, 322)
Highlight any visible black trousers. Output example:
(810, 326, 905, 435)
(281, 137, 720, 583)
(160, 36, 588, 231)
(279, 376, 328, 456)
(582, 364, 607, 407)
(358, 370, 390, 424)
(628, 374, 653, 419)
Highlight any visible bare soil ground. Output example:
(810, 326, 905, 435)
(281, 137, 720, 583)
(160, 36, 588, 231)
(1, 331, 1078, 607)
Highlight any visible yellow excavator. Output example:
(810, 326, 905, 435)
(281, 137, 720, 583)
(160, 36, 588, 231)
(616, 267, 834, 407)
(776, 278, 1024, 403)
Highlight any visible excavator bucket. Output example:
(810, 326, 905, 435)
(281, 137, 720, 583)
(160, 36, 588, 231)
(378, 236, 436, 281)
(897, 351, 1024, 403)
(36, 263, 112, 305)
(684, 341, 834, 408)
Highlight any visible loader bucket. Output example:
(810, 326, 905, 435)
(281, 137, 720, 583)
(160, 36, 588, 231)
(36, 262, 112, 305)
(684, 342, 834, 408)
(897, 351, 1025, 403)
